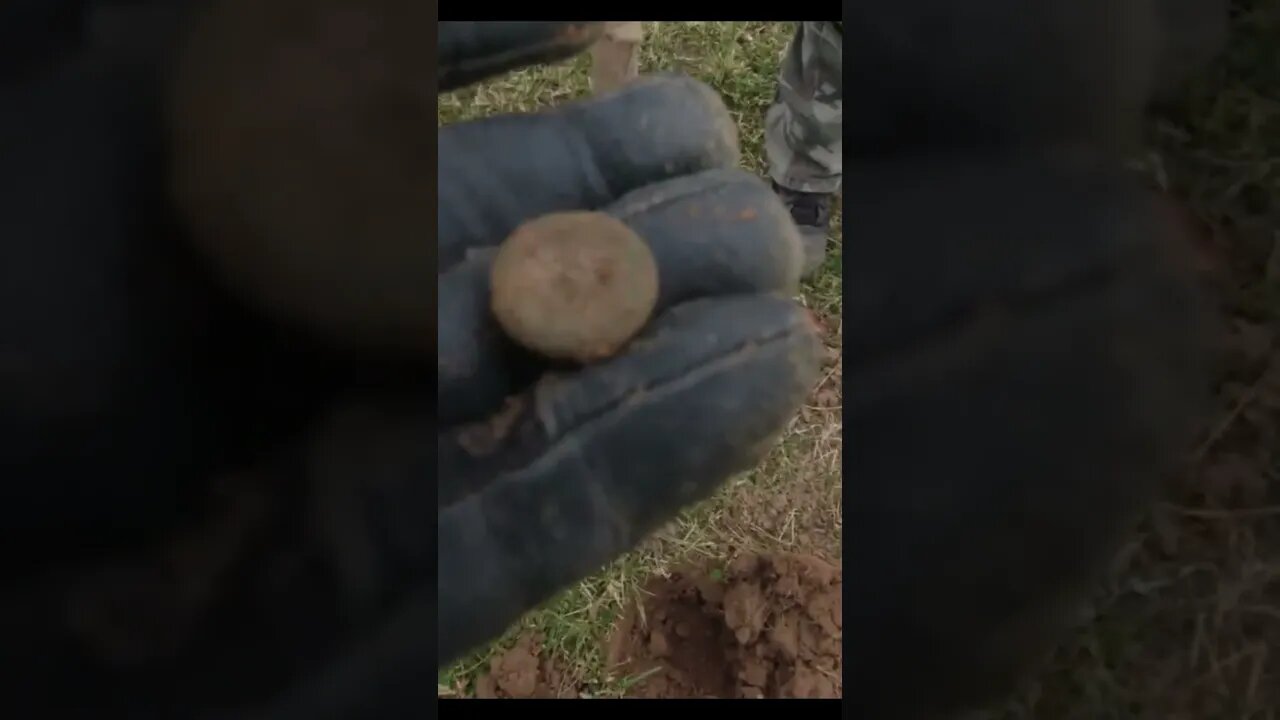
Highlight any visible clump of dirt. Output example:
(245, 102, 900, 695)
(607, 552, 841, 698)
(473, 634, 572, 699)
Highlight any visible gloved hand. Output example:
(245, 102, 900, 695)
(436, 21, 822, 666)
(1, 4, 440, 718)
(2, 15, 819, 717)
(0, 7, 1212, 719)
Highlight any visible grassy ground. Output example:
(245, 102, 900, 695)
(438, 22, 844, 698)
(439, 12, 1280, 714)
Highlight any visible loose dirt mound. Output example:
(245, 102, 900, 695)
(607, 552, 842, 698)
(472, 634, 572, 698)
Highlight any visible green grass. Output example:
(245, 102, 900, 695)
(438, 22, 843, 698)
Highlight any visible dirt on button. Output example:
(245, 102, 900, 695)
(490, 211, 659, 364)
(607, 552, 842, 698)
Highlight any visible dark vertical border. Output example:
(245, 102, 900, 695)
(428, 0, 443, 716)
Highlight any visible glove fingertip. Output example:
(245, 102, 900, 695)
(570, 74, 742, 187)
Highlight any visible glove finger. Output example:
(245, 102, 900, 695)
(437, 294, 822, 664)
(842, 153, 1206, 361)
(437, 168, 804, 426)
(838, 153, 1210, 713)
(438, 74, 741, 271)
(438, 22, 602, 92)
(843, 1, 1158, 157)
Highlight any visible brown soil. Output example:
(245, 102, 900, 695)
(472, 634, 574, 699)
(606, 552, 842, 698)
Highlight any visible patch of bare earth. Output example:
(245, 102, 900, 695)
(606, 552, 842, 698)
(471, 634, 575, 699)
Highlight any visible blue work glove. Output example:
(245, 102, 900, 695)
(436, 21, 822, 666)
(2, 4, 438, 718)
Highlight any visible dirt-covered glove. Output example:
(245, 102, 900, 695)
(835, 1, 1215, 714)
(436, 21, 823, 666)
(2, 4, 442, 719)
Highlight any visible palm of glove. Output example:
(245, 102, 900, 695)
(435, 22, 822, 666)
